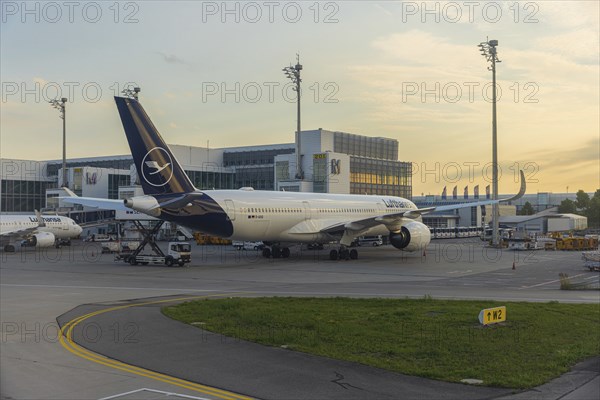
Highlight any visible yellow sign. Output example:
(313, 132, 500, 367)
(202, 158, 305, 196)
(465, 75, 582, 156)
(478, 306, 506, 325)
(313, 153, 327, 159)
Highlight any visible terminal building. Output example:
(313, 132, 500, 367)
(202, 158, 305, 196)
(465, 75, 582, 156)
(1, 129, 412, 215)
(0, 159, 54, 213)
(413, 189, 590, 233)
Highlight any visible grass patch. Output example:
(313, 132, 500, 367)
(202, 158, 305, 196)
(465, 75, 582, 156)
(162, 297, 600, 389)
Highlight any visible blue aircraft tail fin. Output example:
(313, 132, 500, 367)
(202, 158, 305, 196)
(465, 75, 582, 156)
(114, 96, 196, 195)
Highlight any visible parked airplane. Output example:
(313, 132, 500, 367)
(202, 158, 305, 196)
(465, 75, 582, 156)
(1, 210, 83, 252)
(62, 96, 525, 260)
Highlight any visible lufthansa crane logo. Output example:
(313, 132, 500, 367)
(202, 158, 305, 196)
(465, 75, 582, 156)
(141, 147, 173, 187)
(331, 159, 341, 175)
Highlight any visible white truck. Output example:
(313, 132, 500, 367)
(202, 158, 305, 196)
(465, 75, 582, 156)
(357, 235, 384, 247)
(232, 241, 264, 250)
(119, 242, 191, 267)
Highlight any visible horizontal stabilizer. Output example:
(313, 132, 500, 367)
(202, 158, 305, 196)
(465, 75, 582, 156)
(60, 197, 128, 211)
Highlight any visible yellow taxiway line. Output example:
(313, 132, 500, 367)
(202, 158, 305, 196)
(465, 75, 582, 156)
(59, 293, 254, 400)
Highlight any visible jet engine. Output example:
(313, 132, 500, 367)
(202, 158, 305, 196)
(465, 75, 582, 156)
(389, 221, 431, 252)
(123, 195, 161, 217)
(22, 232, 56, 248)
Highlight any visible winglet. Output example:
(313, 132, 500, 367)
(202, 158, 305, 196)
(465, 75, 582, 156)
(501, 170, 526, 202)
(34, 210, 46, 227)
(62, 187, 78, 197)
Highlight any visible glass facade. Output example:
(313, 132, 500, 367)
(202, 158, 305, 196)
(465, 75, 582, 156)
(108, 174, 130, 199)
(275, 161, 290, 181)
(186, 170, 235, 190)
(349, 157, 412, 198)
(334, 132, 398, 161)
(224, 148, 295, 190)
(234, 167, 274, 190)
(312, 156, 327, 193)
(223, 148, 294, 167)
(47, 158, 133, 177)
(1, 179, 56, 212)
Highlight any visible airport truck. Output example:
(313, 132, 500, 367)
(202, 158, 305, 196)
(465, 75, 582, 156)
(119, 242, 191, 267)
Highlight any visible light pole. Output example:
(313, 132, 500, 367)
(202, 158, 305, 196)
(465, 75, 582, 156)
(122, 86, 141, 100)
(283, 55, 303, 180)
(478, 39, 501, 247)
(49, 97, 68, 187)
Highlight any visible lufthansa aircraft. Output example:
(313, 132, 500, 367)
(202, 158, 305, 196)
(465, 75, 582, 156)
(62, 96, 525, 260)
(0, 210, 82, 252)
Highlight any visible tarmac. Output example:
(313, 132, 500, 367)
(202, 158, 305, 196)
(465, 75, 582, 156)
(2, 239, 599, 399)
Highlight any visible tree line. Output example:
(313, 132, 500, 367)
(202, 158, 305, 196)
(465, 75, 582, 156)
(518, 189, 600, 228)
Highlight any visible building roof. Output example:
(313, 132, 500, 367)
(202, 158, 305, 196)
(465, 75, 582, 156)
(500, 213, 587, 224)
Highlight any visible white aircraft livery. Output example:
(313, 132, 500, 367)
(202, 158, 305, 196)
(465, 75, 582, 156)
(62, 96, 525, 260)
(1, 211, 83, 252)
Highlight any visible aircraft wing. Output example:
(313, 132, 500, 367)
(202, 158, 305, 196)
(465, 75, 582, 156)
(1, 210, 46, 239)
(1, 226, 39, 238)
(319, 170, 526, 235)
(61, 196, 128, 211)
(319, 209, 430, 235)
(60, 188, 128, 211)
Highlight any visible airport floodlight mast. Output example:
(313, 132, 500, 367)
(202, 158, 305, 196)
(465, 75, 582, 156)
(49, 97, 68, 188)
(478, 39, 501, 247)
(283, 54, 303, 180)
(122, 86, 141, 100)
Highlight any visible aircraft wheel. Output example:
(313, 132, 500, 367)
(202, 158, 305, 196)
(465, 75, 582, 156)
(281, 247, 290, 258)
(339, 248, 350, 260)
(272, 246, 282, 258)
(329, 249, 338, 261)
(350, 249, 358, 260)
(262, 248, 271, 258)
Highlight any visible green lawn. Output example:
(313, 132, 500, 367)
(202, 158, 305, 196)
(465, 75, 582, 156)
(162, 297, 600, 389)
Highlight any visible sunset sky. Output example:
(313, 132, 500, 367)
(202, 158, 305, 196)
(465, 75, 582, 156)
(1, 1, 598, 195)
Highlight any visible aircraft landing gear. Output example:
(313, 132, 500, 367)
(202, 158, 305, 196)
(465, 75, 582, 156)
(330, 247, 358, 261)
(329, 249, 338, 260)
(262, 245, 290, 259)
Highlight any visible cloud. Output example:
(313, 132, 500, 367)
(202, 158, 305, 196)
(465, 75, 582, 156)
(33, 77, 48, 86)
(533, 28, 600, 64)
(347, 28, 598, 193)
(371, 30, 482, 73)
(156, 52, 187, 65)
(523, 138, 599, 166)
(538, 1, 599, 29)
